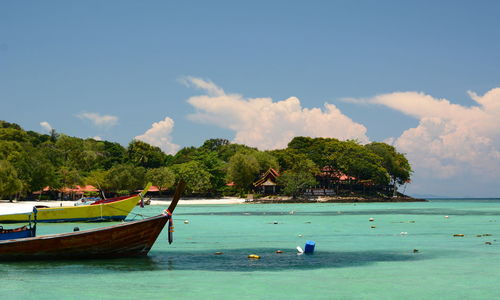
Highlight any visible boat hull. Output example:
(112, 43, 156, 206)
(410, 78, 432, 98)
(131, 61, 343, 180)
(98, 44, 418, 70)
(0, 194, 140, 223)
(0, 214, 168, 260)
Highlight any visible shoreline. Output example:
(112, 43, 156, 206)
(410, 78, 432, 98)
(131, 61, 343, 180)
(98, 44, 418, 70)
(248, 196, 427, 203)
(0, 196, 425, 208)
(0, 198, 247, 207)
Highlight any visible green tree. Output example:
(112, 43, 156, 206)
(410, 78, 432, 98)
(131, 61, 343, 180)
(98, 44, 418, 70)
(277, 153, 318, 198)
(328, 140, 389, 184)
(216, 143, 256, 162)
(55, 135, 90, 170)
(287, 136, 315, 151)
(170, 146, 198, 165)
(0, 121, 22, 130)
(26, 130, 51, 146)
(201, 138, 230, 152)
(100, 141, 126, 169)
(365, 142, 412, 186)
(38, 141, 64, 167)
(278, 171, 317, 199)
(145, 167, 176, 195)
(0, 127, 29, 143)
(105, 164, 145, 192)
(172, 161, 212, 194)
(288, 136, 342, 168)
(49, 128, 59, 142)
(0, 160, 23, 199)
(24, 149, 58, 192)
(193, 151, 227, 194)
(0, 140, 24, 161)
(85, 169, 111, 196)
(127, 140, 167, 168)
(56, 166, 83, 190)
(253, 151, 279, 173)
(227, 152, 260, 193)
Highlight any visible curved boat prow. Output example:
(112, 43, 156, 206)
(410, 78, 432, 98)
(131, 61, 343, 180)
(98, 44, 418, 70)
(140, 182, 153, 197)
(168, 180, 186, 213)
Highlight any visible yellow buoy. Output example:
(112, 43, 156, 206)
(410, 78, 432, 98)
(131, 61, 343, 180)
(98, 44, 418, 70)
(453, 234, 465, 237)
(248, 254, 261, 259)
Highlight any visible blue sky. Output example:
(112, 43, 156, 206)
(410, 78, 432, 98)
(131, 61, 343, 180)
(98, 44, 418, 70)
(1, 1, 500, 197)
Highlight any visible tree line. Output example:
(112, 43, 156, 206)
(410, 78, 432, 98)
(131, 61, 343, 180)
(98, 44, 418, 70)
(0, 120, 412, 199)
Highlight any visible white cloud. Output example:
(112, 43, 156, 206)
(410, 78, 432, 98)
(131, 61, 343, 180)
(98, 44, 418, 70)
(135, 117, 180, 154)
(92, 136, 102, 141)
(349, 88, 500, 185)
(40, 121, 52, 133)
(77, 112, 118, 128)
(180, 76, 225, 96)
(185, 77, 369, 150)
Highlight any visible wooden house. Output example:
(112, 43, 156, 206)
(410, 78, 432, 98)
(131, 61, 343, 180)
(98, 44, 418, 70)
(253, 168, 280, 194)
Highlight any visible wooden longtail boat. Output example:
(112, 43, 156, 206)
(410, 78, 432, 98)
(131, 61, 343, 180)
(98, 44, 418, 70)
(0, 181, 185, 261)
(0, 183, 152, 223)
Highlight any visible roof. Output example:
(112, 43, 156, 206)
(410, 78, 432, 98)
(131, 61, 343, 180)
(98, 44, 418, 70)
(253, 168, 280, 187)
(137, 186, 161, 192)
(61, 185, 100, 193)
(319, 166, 356, 181)
(34, 185, 100, 194)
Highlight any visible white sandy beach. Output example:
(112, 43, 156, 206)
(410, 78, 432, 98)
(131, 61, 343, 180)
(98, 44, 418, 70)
(0, 197, 246, 209)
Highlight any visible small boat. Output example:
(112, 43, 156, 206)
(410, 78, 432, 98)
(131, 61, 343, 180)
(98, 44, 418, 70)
(0, 181, 186, 260)
(0, 206, 37, 240)
(0, 183, 152, 223)
(0, 225, 36, 240)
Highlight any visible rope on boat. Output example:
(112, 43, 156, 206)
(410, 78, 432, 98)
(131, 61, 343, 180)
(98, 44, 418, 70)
(106, 203, 172, 222)
(102, 205, 149, 221)
(163, 209, 174, 244)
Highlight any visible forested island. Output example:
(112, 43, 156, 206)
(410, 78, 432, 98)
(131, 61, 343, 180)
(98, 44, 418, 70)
(0, 120, 418, 202)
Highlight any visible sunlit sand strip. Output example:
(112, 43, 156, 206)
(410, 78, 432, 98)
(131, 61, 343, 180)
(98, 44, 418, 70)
(0, 198, 246, 208)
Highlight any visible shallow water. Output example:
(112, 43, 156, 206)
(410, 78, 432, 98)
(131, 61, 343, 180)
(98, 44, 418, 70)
(2, 200, 500, 299)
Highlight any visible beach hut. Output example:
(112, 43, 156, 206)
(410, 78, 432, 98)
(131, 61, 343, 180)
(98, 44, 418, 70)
(253, 168, 280, 194)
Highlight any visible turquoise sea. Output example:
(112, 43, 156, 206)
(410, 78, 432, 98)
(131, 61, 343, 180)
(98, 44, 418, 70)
(2, 199, 500, 300)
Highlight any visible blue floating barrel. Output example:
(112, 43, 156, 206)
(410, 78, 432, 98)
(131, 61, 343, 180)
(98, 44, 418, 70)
(304, 240, 316, 254)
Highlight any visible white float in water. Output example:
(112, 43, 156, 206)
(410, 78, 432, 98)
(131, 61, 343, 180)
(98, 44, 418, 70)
(296, 246, 304, 255)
